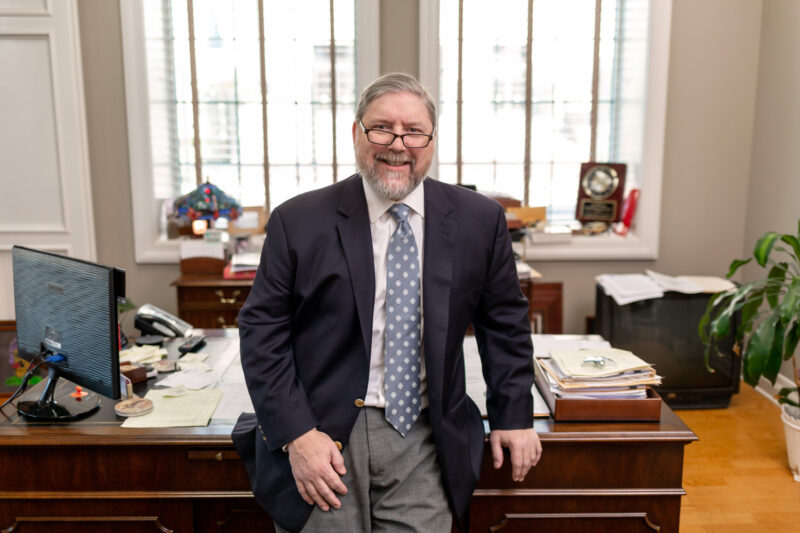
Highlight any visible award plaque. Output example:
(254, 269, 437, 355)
(575, 163, 627, 224)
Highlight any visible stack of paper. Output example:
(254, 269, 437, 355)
(596, 274, 664, 305)
(598, 270, 737, 306)
(537, 348, 661, 399)
(229, 252, 261, 273)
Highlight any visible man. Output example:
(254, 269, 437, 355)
(234, 73, 541, 532)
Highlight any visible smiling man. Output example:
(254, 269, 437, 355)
(235, 73, 541, 533)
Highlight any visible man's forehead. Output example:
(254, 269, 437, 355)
(362, 92, 432, 126)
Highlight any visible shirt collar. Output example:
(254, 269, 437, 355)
(362, 176, 426, 224)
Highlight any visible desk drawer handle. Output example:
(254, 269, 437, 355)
(217, 316, 237, 329)
(187, 450, 238, 461)
(214, 289, 241, 304)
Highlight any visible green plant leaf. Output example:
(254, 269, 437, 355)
(711, 289, 748, 339)
(742, 315, 776, 386)
(785, 321, 800, 361)
(779, 278, 800, 325)
(727, 258, 751, 279)
(763, 318, 785, 384)
(766, 262, 788, 308)
(699, 291, 728, 344)
(738, 288, 764, 340)
(754, 231, 780, 267)
(779, 234, 800, 260)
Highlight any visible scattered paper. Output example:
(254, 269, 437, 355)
(596, 273, 664, 305)
(120, 345, 167, 365)
(121, 388, 223, 428)
(680, 275, 736, 293)
(179, 352, 209, 363)
(156, 368, 218, 389)
(645, 270, 704, 294)
(177, 361, 212, 372)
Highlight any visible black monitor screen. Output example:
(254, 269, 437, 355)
(12, 246, 123, 405)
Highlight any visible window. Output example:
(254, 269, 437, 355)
(420, 0, 672, 260)
(122, 0, 378, 262)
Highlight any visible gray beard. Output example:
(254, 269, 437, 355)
(358, 161, 426, 201)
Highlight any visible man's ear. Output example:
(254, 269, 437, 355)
(352, 121, 357, 144)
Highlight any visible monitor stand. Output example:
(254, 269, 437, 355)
(17, 366, 100, 422)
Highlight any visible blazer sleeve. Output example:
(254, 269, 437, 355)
(238, 209, 318, 451)
(472, 205, 535, 430)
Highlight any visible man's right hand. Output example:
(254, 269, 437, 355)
(286, 428, 348, 511)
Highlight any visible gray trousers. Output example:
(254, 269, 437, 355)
(275, 407, 451, 533)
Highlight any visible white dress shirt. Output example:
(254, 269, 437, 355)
(362, 178, 428, 410)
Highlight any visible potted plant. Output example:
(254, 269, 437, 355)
(699, 221, 800, 481)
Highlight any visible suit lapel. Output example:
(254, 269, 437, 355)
(336, 176, 375, 362)
(422, 179, 456, 409)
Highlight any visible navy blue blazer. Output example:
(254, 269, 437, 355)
(233, 175, 534, 532)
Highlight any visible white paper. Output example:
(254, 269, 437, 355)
(680, 275, 736, 293)
(156, 368, 219, 390)
(463, 335, 550, 417)
(646, 269, 705, 294)
(596, 273, 664, 305)
(212, 381, 255, 423)
(531, 334, 610, 357)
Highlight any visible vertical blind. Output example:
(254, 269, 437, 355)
(142, 0, 357, 228)
(438, 0, 650, 223)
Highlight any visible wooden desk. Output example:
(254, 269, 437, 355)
(172, 274, 564, 334)
(0, 333, 694, 532)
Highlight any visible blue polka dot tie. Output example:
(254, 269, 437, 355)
(384, 203, 422, 437)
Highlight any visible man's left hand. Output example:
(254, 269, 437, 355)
(489, 428, 542, 482)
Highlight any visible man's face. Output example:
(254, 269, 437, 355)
(353, 91, 435, 201)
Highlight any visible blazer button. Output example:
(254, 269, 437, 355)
(334, 440, 343, 451)
(354, 398, 365, 408)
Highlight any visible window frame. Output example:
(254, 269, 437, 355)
(120, 0, 380, 263)
(419, 0, 672, 261)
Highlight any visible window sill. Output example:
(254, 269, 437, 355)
(513, 230, 657, 261)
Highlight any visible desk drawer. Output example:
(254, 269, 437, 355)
(180, 309, 241, 329)
(177, 286, 250, 307)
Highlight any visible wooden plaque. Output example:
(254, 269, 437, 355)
(576, 162, 627, 224)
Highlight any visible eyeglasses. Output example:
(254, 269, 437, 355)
(359, 121, 435, 148)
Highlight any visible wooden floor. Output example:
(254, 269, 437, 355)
(677, 384, 800, 532)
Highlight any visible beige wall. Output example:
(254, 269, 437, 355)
(78, 0, 180, 334)
(745, 0, 800, 383)
(78, 0, 771, 338)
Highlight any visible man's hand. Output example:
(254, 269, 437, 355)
(489, 428, 542, 482)
(286, 428, 348, 511)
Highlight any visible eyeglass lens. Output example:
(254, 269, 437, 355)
(367, 130, 430, 148)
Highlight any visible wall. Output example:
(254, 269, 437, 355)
(745, 0, 800, 385)
(76, 0, 766, 337)
(77, 0, 179, 335)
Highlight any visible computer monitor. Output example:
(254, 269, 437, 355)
(11, 246, 125, 421)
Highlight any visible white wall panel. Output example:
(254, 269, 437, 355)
(0, 35, 64, 229)
(0, 0, 94, 320)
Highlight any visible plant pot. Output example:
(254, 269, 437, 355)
(781, 404, 800, 482)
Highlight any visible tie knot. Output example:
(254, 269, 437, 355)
(389, 203, 411, 222)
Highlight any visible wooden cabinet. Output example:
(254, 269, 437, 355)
(172, 275, 252, 329)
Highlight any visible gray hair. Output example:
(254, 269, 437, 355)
(355, 72, 437, 130)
